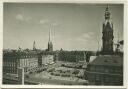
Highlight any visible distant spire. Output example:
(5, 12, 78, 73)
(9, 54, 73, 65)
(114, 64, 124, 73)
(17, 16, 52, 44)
(83, 51, 86, 62)
(106, 4, 108, 9)
(47, 25, 53, 52)
(33, 41, 36, 50)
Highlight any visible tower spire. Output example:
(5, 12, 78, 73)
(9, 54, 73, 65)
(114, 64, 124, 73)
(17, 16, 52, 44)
(33, 41, 36, 50)
(105, 4, 110, 20)
(106, 4, 109, 10)
(102, 4, 114, 55)
(47, 24, 53, 52)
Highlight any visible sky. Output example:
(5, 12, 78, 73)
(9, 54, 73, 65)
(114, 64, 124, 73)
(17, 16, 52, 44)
(3, 3, 123, 51)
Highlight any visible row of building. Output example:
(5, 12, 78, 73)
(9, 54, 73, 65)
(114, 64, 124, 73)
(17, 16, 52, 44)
(3, 48, 90, 75)
(3, 50, 54, 75)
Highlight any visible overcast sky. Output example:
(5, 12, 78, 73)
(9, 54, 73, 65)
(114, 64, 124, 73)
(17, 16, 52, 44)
(3, 3, 123, 51)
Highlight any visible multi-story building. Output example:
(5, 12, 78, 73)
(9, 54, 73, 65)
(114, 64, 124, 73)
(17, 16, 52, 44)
(38, 51, 54, 68)
(3, 50, 39, 75)
(3, 50, 18, 74)
(57, 51, 90, 62)
(86, 55, 123, 85)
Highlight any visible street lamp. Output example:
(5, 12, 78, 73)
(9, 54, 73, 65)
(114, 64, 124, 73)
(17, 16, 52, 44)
(18, 67, 24, 85)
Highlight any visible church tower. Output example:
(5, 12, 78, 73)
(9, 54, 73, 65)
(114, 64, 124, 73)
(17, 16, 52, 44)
(33, 41, 36, 50)
(102, 5, 114, 55)
(48, 27, 53, 52)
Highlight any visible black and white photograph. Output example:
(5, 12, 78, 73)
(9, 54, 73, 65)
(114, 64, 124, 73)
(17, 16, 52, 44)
(2, 3, 124, 86)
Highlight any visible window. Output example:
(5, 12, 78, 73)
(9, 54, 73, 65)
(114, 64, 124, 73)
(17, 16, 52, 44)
(113, 60, 117, 63)
(90, 66, 95, 71)
(104, 76, 109, 82)
(104, 59, 108, 62)
(95, 75, 100, 81)
(104, 68, 109, 73)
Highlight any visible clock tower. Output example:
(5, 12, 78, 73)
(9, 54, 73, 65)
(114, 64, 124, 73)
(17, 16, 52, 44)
(102, 5, 114, 55)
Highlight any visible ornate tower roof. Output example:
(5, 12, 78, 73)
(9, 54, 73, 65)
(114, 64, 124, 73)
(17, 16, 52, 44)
(103, 5, 113, 30)
(105, 5, 110, 20)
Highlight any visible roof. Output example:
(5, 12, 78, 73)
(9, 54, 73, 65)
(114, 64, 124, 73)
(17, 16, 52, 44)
(103, 20, 113, 28)
(89, 55, 123, 66)
(119, 40, 123, 45)
(89, 56, 97, 63)
(3, 50, 39, 59)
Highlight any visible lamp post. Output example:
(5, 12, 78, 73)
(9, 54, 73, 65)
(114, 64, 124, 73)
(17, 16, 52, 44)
(18, 67, 24, 85)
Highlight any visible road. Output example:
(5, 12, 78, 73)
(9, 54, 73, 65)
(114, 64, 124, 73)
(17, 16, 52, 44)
(27, 70, 88, 85)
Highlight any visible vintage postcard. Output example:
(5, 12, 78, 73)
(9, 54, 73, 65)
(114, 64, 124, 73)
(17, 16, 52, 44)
(0, 0, 127, 88)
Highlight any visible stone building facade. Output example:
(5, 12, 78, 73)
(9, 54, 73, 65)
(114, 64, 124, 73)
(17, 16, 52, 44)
(86, 55, 123, 85)
(3, 50, 39, 74)
(57, 51, 89, 62)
